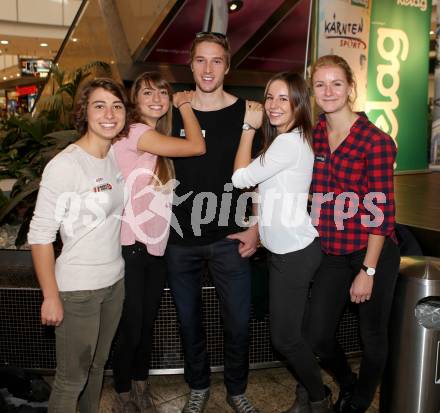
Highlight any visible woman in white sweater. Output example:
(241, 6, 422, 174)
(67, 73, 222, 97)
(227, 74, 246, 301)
(28, 78, 129, 413)
(231, 72, 332, 413)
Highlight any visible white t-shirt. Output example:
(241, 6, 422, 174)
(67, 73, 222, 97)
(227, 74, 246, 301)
(28, 144, 125, 291)
(232, 130, 318, 254)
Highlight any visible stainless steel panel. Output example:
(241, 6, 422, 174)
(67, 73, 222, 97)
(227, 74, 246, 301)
(381, 256, 440, 413)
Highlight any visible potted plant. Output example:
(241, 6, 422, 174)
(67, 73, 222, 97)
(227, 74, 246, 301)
(0, 61, 111, 248)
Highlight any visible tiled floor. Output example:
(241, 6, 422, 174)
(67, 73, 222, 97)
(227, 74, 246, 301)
(98, 359, 379, 413)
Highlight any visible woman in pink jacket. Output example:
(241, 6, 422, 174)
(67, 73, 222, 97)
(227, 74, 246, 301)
(112, 72, 205, 413)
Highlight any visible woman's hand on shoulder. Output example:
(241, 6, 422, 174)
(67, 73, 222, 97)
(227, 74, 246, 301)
(244, 100, 263, 130)
(173, 90, 194, 109)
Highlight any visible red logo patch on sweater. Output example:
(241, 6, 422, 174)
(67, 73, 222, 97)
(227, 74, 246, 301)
(92, 180, 112, 192)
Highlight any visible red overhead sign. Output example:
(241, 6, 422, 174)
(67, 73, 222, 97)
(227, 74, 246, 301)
(15, 85, 38, 96)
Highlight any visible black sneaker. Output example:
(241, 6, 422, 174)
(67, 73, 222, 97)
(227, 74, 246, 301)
(341, 403, 366, 413)
(182, 388, 210, 413)
(226, 393, 260, 413)
(282, 384, 311, 413)
(334, 374, 357, 412)
(310, 396, 334, 413)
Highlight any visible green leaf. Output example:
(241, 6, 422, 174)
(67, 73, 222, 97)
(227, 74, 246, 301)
(44, 129, 79, 142)
(15, 206, 34, 248)
(0, 179, 40, 224)
(0, 188, 8, 210)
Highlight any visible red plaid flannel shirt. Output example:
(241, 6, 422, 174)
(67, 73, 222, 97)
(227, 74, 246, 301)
(311, 114, 397, 255)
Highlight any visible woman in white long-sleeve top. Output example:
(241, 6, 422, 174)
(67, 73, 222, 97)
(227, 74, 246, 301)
(231, 72, 333, 413)
(28, 78, 129, 413)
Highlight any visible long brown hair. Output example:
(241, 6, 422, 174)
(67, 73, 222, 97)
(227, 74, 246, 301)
(130, 71, 175, 187)
(260, 72, 313, 162)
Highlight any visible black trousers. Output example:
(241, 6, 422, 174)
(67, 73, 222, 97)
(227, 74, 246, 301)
(268, 239, 326, 402)
(112, 242, 167, 393)
(306, 238, 400, 410)
(165, 238, 251, 396)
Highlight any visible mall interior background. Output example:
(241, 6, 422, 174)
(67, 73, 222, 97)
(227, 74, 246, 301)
(0, 0, 432, 111)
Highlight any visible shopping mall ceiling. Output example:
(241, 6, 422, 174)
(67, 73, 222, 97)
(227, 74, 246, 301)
(1, 0, 438, 91)
(0, 0, 81, 89)
(129, 0, 312, 85)
(143, 0, 311, 73)
(54, 0, 312, 87)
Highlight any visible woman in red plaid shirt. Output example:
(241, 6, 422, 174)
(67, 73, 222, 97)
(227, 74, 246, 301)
(306, 55, 400, 413)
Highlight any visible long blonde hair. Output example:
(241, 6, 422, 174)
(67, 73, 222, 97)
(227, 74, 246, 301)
(130, 72, 175, 187)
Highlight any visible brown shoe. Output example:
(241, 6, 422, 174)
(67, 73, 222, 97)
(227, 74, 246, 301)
(131, 380, 158, 413)
(113, 391, 141, 413)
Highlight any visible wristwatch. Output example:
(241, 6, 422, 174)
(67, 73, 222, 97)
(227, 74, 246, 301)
(242, 122, 256, 131)
(361, 264, 376, 276)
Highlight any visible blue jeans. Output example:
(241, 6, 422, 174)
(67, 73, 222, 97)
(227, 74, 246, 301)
(165, 238, 251, 396)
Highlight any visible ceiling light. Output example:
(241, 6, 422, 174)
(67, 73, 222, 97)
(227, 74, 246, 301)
(0, 40, 9, 45)
(16, 73, 20, 77)
(72, 38, 78, 42)
(228, 0, 243, 12)
(40, 42, 48, 47)
(2, 76, 7, 80)
(430, 30, 435, 35)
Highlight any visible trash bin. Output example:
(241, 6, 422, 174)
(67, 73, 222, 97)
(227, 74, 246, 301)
(380, 256, 440, 413)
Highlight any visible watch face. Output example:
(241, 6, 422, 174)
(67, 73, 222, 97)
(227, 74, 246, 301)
(366, 268, 375, 276)
(362, 264, 375, 276)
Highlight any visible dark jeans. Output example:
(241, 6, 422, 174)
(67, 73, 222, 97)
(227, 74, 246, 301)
(306, 238, 400, 410)
(165, 238, 251, 396)
(269, 239, 325, 402)
(112, 242, 167, 393)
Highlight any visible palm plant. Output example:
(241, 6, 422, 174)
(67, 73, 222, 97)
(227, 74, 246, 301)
(0, 115, 79, 246)
(0, 61, 112, 247)
(37, 61, 112, 127)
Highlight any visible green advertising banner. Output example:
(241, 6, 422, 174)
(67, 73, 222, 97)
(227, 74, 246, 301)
(365, 0, 431, 171)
